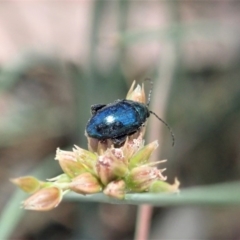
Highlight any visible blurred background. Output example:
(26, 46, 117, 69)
(1, 1, 240, 239)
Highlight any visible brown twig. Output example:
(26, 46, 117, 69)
(134, 205, 153, 240)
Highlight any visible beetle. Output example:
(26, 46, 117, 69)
(86, 79, 175, 147)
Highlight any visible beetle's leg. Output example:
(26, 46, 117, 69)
(90, 104, 106, 115)
(112, 135, 127, 147)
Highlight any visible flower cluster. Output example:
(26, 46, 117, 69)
(11, 81, 179, 211)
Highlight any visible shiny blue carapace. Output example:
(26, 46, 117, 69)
(86, 100, 150, 144)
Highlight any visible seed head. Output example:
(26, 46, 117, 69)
(23, 187, 62, 211)
(11, 176, 41, 194)
(150, 178, 180, 193)
(69, 172, 102, 194)
(126, 80, 146, 104)
(103, 180, 126, 199)
(126, 164, 167, 192)
(55, 148, 87, 178)
(96, 148, 128, 185)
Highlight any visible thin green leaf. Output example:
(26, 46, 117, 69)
(65, 181, 240, 206)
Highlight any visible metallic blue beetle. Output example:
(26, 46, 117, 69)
(86, 80, 174, 146)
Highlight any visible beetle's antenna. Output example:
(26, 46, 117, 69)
(144, 78, 153, 107)
(149, 110, 175, 146)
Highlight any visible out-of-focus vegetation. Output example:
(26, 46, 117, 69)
(1, 1, 240, 239)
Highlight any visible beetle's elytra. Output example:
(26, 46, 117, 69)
(86, 99, 150, 146)
(86, 80, 175, 147)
